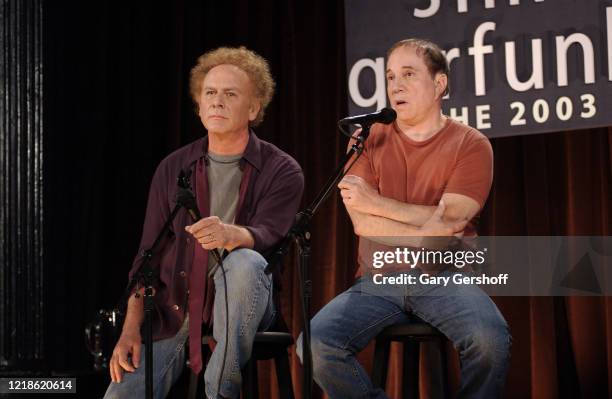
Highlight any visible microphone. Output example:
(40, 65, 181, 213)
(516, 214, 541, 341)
(176, 188, 201, 221)
(338, 107, 396, 126)
(176, 176, 223, 278)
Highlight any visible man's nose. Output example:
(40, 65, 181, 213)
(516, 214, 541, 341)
(389, 81, 403, 94)
(211, 94, 225, 107)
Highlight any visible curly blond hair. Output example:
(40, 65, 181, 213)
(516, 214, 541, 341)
(189, 46, 275, 126)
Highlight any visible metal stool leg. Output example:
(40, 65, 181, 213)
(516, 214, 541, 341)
(437, 338, 449, 399)
(242, 357, 259, 399)
(187, 371, 199, 399)
(403, 341, 420, 399)
(372, 337, 391, 389)
(420, 339, 446, 399)
(274, 350, 295, 399)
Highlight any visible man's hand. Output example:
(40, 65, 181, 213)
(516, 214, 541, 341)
(185, 216, 254, 251)
(109, 328, 142, 383)
(338, 175, 380, 214)
(420, 200, 467, 237)
(185, 216, 233, 250)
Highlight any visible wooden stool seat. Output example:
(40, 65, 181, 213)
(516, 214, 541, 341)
(372, 319, 449, 399)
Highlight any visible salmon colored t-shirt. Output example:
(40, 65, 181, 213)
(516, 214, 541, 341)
(348, 117, 493, 275)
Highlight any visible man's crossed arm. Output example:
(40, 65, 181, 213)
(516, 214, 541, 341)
(338, 175, 480, 244)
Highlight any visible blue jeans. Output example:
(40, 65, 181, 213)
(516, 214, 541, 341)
(104, 248, 276, 399)
(297, 270, 511, 399)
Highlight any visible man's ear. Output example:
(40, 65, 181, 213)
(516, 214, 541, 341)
(248, 100, 261, 122)
(434, 73, 448, 99)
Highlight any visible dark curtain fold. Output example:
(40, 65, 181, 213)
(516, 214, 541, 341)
(42, 0, 612, 397)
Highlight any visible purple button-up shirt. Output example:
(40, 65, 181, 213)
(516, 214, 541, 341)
(128, 131, 304, 349)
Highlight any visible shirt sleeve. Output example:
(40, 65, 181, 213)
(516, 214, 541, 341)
(244, 158, 305, 253)
(443, 134, 494, 209)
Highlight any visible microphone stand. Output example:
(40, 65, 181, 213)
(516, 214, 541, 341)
(117, 171, 193, 399)
(265, 124, 373, 399)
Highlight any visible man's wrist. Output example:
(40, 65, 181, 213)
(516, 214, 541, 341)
(370, 194, 386, 217)
(122, 320, 142, 335)
(225, 224, 254, 251)
(225, 224, 239, 251)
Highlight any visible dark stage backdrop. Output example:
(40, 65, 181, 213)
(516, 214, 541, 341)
(40, 0, 612, 398)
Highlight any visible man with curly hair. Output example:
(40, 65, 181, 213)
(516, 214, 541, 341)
(104, 47, 304, 399)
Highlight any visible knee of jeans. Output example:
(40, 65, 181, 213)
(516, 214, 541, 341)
(296, 327, 337, 372)
(220, 248, 268, 283)
(466, 321, 512, 366)
(224, 248, 267, 271)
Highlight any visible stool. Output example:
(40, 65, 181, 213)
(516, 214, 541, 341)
(371, 320, 449, 399)
(187, 331, 295, 399)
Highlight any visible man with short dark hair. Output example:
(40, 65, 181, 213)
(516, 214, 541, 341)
(104, 46, 304, 399)
(298, 38, 511, 398)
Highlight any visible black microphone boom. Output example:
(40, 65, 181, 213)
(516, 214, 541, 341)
(338, 107, 396, 126)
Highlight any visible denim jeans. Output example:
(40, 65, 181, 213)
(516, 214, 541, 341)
(103, 248, 275, 399)
(297, 270, 511, 399)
